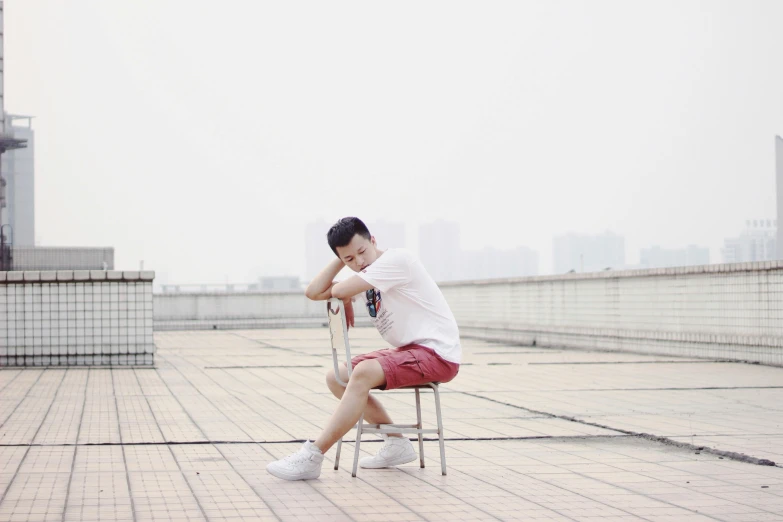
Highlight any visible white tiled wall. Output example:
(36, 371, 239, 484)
(150, 261, 783, 366)
(153, 291, 373, 330)
(439, 261, 783, 366)
(0, 270, 156, 366)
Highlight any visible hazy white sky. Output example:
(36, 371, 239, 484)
(7, 0, 783, 283)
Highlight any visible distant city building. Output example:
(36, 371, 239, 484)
(254, 276, 300, 291)
(366, 220, 405, 249)
(309, 219, 540, 283)
(553, 231, 625, 273)
(459, 246, 539, 280)
(305, 220, 335, 281)
(418, 220, 538, 281)
(776, 136, 782, 258)
(419, 220, 461, 282)
(722, 220, 777, 263)
(640, 245, 709, 269)
(0, 114, 34, 246)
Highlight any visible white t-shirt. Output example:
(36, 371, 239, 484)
(356, 248, 461, 364)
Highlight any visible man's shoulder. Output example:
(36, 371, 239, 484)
(374, 248, 415, 265)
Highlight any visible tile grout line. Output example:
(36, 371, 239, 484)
(0, 370, 45, 429)
(459, 391, 780, 468)
(168, 351, 373, 522)
(130, 367, 211, 522)
(111, 368, 138, 522)
(0, 370, 23, 394)
(584, 442, 783, 511)
(226, 353, 503, 522)
(0, 369, 62, 507)
(0, 433, 635, 447)
(179, 352, 326, 437)
(61, 368, 89, 522)
(484, 439, 725, 522)
(405, 465, 583, 522)
(184, 351, 302, 440)
(152, 356, 286, 522)
(164, 352, 400, 522)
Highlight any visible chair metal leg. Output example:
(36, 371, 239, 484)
(415, 388, 425, 468)
(432, 384, 447, 475)
(334, 438, 342, 470)
(352, 413, 364, 477)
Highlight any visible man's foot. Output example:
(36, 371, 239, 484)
(266, 441, 324, 480)
(360, 436, 418, 469)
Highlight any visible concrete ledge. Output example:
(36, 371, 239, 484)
(459, 325, 783, 368)
(438, 259, 783, 286)
(154, 316, 372, 331)
(0, 270, 156, 283)
(0, 354, 155, 366)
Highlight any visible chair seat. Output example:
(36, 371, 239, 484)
(399, 382, 440, 389)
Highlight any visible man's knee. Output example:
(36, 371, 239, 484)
(326, 363, 349, 387)
(325, 368, 336, 387)
(348, 360, 385, 390)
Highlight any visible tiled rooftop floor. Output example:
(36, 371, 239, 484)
(1, 327, 782, 521)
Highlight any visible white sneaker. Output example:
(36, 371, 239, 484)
(360, 436, 418, 469)
(266, 441, 325, 480)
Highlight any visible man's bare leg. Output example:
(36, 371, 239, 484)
(314, 360, 387, 453)
(325, 362, 402, 438)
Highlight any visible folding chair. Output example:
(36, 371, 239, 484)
(326, 298, 447, 477)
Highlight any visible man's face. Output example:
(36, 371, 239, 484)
(335, 234, 380, 272)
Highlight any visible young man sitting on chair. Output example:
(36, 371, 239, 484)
(266, 216, 462, 481)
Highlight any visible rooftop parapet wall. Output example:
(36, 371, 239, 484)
(0, 270, 156, 366)
(439, 261, 783, 366)
(151, 261, 783, 366)
(153, 290, 372, 330)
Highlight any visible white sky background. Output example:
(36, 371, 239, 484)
(6, 0, 783, 284)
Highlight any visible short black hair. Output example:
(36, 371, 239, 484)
(327, 217, 371, 255)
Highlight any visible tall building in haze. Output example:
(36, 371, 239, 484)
(722, 220, 777, 263)
(640, 245, 709, 269)
(776, 136, 782, 258)
(419, 220, 461, 282)
(305, 220, 334, 281)
(0, 115, 35, 246)
(366, 220, 405, 250)
(419, 220, 539, 281)
(459, 246, 539, 280)
(553, 231, 625, 273)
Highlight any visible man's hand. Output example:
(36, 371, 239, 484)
(343, 298, 355, 329)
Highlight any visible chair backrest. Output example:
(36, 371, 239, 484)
(326, 298, 353, 387)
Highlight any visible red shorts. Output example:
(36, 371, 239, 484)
(351, 344, 460, 390)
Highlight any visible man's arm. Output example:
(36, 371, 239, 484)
(305, 258, 370, 329)
(332, 276, 373, 300)
(304, 258, 375, 301)
(305, 258, 344, 301)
